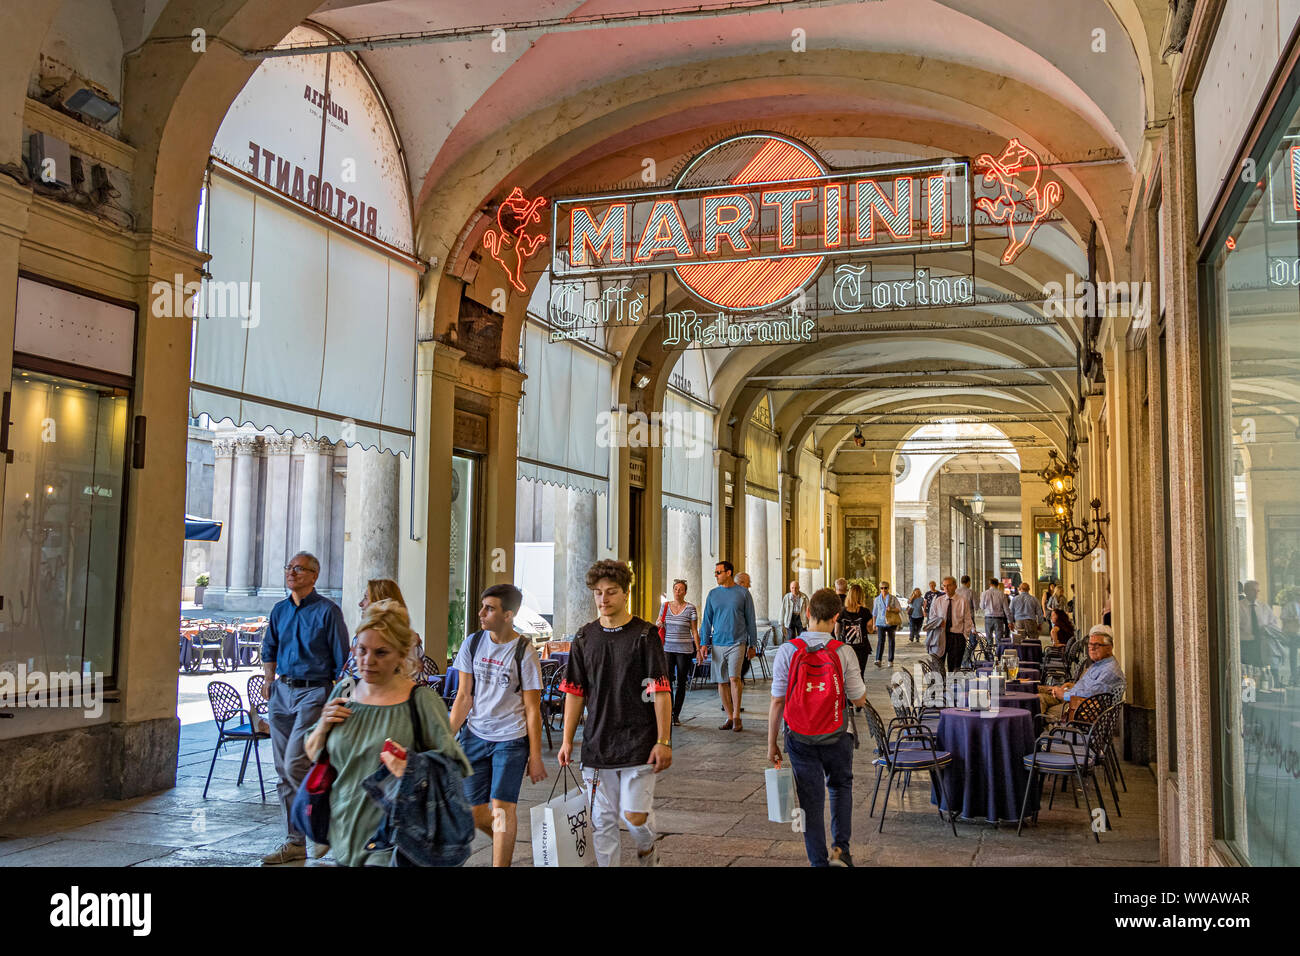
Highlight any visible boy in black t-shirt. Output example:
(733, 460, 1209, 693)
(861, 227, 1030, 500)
(559, 559, 672, 866)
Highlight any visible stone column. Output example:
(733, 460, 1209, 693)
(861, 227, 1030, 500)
(766, 497, 782, 623)
(341, 443, 400, 633)
(746, 495, 770, 625)
(912, 518, 927, 594)
(552, 486, 570, 638)
(207, 438, 235, 601)
(258, 436, 294, 597)
(565, 489, 599, 632)
(226, 436, 260, 597)
(682, 511, 704, 614)
(298, 437, 335, 575)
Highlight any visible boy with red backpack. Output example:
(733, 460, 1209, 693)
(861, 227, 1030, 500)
(767, 587, 868, 867)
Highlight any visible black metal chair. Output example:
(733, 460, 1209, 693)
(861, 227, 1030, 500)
(749, 626, 775, 681)
(689, 648, 715, 690)
(192, 625, 230, 671)
(246, 674, 269, 723)
(420, 655, 441, 683)
(1018, 701, 1122, 842)
(539, 660, 566, 749)
(862, 700, 957, 836)
(203, 680, 270, 801)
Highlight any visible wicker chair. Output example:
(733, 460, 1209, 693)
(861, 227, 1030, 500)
(1018, 702, 1122, 842)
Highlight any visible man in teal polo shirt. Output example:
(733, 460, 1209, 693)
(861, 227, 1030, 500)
(701, 560, 757, 732)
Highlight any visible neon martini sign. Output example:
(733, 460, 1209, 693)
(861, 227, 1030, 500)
(551, 132, 972, 315)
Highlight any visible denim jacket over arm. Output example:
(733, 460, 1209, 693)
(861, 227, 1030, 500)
(361, 749, 475, 867)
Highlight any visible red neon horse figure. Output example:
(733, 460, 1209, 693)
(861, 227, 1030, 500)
(975, 139, 1063, 264)
(483, 187, 547, 293)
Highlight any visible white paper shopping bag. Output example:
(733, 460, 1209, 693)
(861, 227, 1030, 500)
(766, 764, 796, 823)
(530, 765, 594, 867)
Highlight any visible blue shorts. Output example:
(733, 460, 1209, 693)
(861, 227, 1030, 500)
(459, 729, 530, 805)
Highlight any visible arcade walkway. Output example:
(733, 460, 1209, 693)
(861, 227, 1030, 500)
(0, 641, 1158, 867)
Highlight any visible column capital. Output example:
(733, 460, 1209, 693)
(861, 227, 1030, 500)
(431, 341, 466, 382)
(213, 438, 236, 458)
(266, 436, 295, 456)
(232, 436, 261, 456)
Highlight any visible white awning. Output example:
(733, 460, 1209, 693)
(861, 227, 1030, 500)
(189, 170, 416, 456)
(517, 318, 612, 494)
(662, 389, 713, 515)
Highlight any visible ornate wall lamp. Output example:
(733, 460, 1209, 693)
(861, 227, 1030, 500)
(1037, 448, 1108, 562)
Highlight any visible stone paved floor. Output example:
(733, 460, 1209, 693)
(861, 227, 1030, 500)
(0, 638, 1160, 866)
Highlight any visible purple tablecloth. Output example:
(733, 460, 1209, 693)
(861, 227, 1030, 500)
(996, 691, 1041, 719)
(1005, 679, 1039, 694)
(977, 664, 1040, 680)
(933, 707, 1039, 822)
(998, 641, 1041, 664)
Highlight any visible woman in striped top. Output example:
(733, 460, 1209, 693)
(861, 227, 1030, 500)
(659, 579, 701, 726)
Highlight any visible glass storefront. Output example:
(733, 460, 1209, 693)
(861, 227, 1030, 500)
(1204, 69, 1300, 865)
(0, 369, 128, 682)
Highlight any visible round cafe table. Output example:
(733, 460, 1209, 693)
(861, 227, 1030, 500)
(933, 707, 1039, 823)
(998, 641, 1041, 664)
(996, 691, 1041, 720)
(1005, 679, 1038, 694)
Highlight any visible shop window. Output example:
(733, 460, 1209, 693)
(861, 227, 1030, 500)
(1203, 71, 1300, 864)
(0, 370, 128, 682)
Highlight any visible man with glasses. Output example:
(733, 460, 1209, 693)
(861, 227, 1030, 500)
(259, 551, 349, 864)
(701, 560, 757, 732)
(1038, 624, 1125, 721)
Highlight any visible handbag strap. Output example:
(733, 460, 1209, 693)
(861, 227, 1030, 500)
(407, 685, 429, 754)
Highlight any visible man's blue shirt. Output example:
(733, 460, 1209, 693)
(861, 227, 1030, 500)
(1072, 654, 1126, 701)
(701, 585, 757, 647)
(261, 589, 349, 681)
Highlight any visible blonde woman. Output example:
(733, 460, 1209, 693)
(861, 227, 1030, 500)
(835, 584, 873, 678)
(359, 578, 423, 674)
(306, 600, 468, 866)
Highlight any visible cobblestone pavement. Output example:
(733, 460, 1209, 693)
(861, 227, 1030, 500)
(0, 638, 1158, 866)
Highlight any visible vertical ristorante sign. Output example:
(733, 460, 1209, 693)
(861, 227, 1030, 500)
(547, 132, 976, 346)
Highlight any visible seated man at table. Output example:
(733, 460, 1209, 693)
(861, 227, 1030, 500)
(1038, 624, 1126, 721)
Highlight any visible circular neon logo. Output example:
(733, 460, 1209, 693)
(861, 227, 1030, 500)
(674, 133, 826, 312)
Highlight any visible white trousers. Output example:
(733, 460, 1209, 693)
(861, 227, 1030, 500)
(582, 764, 658, 867)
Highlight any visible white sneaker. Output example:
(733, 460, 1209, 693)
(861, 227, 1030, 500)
(637, 844, 660, 867)
(310, 841, 330, 859)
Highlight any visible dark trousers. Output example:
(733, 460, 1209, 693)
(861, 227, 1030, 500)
(944, 630, 966, 675)
(874, 626, 897, 663)
(666, 651, 694, 718)
(850, 641, 871, 678)
(788, 614, 804, 641)
(909, 617, 923, 642)
(785, 729, 854, 866)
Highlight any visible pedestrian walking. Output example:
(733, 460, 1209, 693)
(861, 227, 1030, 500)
(658, 579, 701, 725)
(260, 551, 349, 865)
(558, 560, 672, 867)
(922, 576, 974, 676)
(767, 587, 867, 867)
(871, 581, 902, 667)
(908, 587, 925, 643)
(700, 560, 758, 731)
(835, 583, 873, 678)
(304, 599, 469, 866)
(781, 580, 810, 642)
(447, 584, 547, 867)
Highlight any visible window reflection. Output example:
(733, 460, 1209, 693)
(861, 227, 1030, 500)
(0, 371, 127, 681)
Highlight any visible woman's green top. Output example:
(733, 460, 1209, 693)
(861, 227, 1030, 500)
(315, 681, 470, 866)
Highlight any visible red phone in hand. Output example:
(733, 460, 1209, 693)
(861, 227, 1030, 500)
(381, 738, 407, 761)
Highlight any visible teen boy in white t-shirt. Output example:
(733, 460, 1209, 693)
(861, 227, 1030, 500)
(449, 584, 546, 866)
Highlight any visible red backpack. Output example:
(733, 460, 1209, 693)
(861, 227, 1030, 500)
(784, 637, 847, 741)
